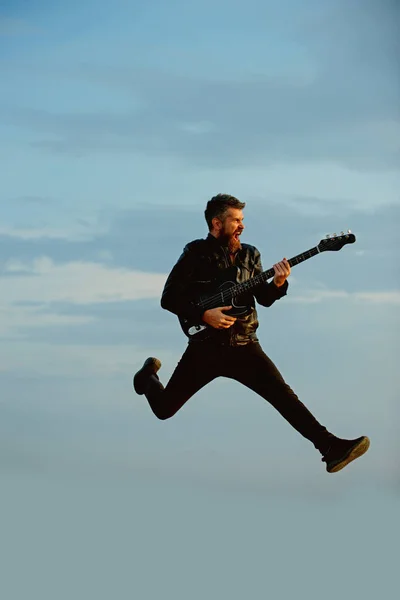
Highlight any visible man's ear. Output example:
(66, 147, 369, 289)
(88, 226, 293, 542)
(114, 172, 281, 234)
(212, 217, 222, 231)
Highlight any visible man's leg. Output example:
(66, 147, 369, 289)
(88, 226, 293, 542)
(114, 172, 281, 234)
(134, 342, 222, 420)
(225, 342, 370, 472)
(225, 342, 336, 453)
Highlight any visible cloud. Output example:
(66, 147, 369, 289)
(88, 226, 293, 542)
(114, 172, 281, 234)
(352, 291, 400, 305)
(1, 249, 398, 351)
(7, 78, 398, 170)
(0, 304, 95, 340)
(1, 199, 398, 291)
(285, 289, 400, 305)
(0, 254, 167, 342)
(0, 332, 185, 377)
(0, 199, 397, 358)
(0, 226, 94, 241)
(1, 257, 166, 306)
(0, 340, 159, 376)
(2, 251, 398, 313)
(4, 0, 399, 170)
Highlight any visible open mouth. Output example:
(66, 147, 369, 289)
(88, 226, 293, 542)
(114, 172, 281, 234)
(233, 231, 241, 240)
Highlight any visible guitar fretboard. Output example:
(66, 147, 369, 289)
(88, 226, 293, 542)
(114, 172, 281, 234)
(196, 246, 321, 309)
(230, 246, 320, 298)
(193, 232, 355, 313)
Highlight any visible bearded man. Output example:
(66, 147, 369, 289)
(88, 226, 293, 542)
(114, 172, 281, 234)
(133, 194, 369, 474)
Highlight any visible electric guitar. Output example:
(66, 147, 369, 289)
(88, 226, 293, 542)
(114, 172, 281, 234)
(178, 230, 356, 340)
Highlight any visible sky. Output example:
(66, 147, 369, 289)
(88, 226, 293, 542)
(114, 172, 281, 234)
(1, 0, 399, 599)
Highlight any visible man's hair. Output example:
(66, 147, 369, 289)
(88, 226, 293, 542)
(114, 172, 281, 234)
(204, 194, 246, 230)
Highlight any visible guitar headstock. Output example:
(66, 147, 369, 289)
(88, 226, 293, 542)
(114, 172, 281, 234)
(318, 230, 356, 252)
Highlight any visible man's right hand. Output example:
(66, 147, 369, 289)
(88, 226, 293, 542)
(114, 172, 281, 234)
(202, 306, 237, 329)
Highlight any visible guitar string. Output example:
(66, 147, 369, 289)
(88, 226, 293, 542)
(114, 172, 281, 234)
(196, 248, 318, 310)
(196, 250, 318, 311)
(193, 238, 345, 312)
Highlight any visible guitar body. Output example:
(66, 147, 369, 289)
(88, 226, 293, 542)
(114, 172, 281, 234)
(179, 265, 254, 340)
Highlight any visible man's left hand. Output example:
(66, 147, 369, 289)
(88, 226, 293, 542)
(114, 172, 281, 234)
(273, 258, 291, 287)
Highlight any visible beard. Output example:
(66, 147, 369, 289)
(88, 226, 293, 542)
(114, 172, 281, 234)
(219, 230, 242, 254)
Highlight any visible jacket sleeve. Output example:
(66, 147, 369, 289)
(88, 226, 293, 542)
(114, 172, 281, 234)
(252, 247, 289, 307)
(160, 244, 206, 321)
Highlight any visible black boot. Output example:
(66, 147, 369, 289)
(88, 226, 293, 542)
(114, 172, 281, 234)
(321, 435, 370, 473)
(133, 357, 161, 395)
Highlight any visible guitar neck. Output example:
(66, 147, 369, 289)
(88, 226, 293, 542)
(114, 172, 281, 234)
(233, 245, 320, 296)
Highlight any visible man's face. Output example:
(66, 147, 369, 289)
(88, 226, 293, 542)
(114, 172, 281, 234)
(215, 208, 245, 253)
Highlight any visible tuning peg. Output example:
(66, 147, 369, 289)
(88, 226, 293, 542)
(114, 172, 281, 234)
(340, 231, 345, 235)
(326, 234, 330, 238)
(333, 233, 337, 237)
(347, 229, 351, 233)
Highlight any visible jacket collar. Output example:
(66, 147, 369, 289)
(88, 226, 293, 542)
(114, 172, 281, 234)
(206, 232, 229, 249)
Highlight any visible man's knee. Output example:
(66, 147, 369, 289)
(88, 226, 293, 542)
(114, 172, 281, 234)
(155, 411, 172, 421)
(146, 390, 189, 420)
(153, 407, 178, 420)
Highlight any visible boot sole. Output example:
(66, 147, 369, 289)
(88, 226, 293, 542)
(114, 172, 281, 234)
(327, 436, 370, 473)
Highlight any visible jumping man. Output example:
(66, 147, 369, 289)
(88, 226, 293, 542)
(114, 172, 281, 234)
(133, 194, 370, 473)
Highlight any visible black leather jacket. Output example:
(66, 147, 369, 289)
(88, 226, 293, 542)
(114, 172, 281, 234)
(161, 232, 289, 346)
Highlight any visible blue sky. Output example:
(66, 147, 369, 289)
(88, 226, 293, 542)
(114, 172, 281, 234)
(1, 1, 399, 598)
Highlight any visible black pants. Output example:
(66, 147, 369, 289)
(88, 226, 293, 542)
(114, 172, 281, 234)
(143, 340, 335, 454)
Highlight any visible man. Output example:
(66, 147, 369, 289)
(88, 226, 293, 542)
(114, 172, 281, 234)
(133, 194, 370, 474)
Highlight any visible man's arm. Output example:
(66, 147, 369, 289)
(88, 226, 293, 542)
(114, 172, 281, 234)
(160, 244, 205, 321)
(252, 247, 289, 307)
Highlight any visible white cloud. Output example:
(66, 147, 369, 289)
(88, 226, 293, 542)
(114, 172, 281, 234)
(0, 226, 98, 242)
(0, 340, 179, 378)
(1, 257, 167, 305)
(188, 163, 400, 213)
(0, 304, 95, 338)
(0, 258, 168, 341)
(286, 289, 400, 305)
(353, 291, 400, 305)
(2, 257, 399, 318)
